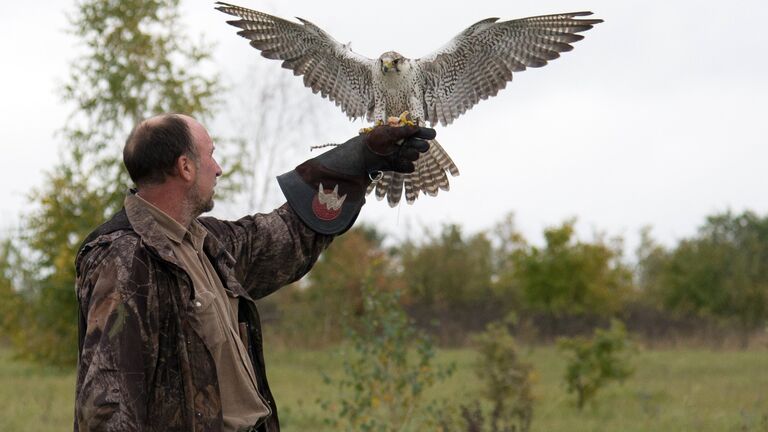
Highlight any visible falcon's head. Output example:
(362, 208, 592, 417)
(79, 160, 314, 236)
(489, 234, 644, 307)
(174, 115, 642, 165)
(379, 51, 406, 74)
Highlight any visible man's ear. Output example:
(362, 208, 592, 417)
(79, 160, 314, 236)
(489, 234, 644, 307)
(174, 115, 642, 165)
(176, 154, 196, 182)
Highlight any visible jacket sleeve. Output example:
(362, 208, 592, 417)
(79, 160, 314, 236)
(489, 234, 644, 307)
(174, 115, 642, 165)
(199, 203, 334, 300)
(75, 235, 158, 432)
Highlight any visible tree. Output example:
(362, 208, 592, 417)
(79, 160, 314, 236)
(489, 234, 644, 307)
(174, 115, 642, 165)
(401, 224, 495, 310)
(1, 0, 220, 366)
(399, 224, 498, 343)
(262, 225, 398, 346)
(511, 220, 632, 332)
(222, 60, 327, 211)
(642, 211, 768, 346)
(634, 226, 666, 296)
(489, 213, 527, 311)
(61, 0, 221, 203)
(0, 239, 25, 341)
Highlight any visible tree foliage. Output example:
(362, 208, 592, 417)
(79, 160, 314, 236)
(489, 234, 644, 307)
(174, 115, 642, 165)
(512, 220, 632, 318)
(265, 226, 399, 346)
(1, 0, 220, 366)
(640, 211, 768, 340)
(401, 224, 495, 310)
(0, 240, 24, 340)
(489, 213, 527, 310)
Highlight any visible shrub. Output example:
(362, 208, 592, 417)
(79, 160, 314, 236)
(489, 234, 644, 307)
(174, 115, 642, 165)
(558, 319, 634, 410)
(319, 259, 454, 431)
(440, 316, 535, 432)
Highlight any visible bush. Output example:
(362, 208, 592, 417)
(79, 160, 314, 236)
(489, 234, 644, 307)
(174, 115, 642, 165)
(318, 259, 454, 431)
(558, 319, 634, 410)
(474, 318, 534, 432)
(440, 317, 535, 432)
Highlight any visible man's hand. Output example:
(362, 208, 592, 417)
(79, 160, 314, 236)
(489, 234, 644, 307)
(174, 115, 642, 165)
(362, 125, 434, 174)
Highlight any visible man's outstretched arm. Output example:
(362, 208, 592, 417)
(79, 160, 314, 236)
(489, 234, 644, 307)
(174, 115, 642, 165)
(200, 124, 434, 299)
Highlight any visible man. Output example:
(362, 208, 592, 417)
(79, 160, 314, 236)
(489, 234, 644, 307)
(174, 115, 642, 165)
(74, 113, 434, 431)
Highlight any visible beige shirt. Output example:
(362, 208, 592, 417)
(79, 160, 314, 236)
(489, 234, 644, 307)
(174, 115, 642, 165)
(136, 195, 270, 431)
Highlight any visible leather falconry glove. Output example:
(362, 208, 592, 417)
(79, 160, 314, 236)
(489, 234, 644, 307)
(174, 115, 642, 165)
(277, 125, 434, 234)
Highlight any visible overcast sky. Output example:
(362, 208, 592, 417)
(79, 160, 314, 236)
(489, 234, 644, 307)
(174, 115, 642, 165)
(2, 0, 766, 254)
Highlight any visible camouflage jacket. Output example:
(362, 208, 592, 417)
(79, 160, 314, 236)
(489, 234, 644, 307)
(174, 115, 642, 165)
(74, 195, 333, 432)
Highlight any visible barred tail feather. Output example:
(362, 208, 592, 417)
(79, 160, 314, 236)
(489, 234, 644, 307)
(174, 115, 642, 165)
(429, 139, 460, 176)
(404, 173, 418, 204)
(387, 172, 405, 207)
(364, 138, 459, 206)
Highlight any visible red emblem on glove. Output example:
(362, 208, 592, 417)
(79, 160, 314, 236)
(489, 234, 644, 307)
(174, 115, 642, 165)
(311, 183, 347, 221)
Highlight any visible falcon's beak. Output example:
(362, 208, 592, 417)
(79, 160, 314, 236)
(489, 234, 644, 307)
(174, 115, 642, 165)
(382, 60, 393, 73)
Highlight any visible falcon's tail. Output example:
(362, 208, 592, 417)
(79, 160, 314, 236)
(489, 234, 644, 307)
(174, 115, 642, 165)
(366, 138, 459, 207)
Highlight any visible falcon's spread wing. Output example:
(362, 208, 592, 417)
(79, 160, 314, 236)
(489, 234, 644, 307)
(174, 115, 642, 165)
(216, 2, 376, 121)
(417, 12, 602, 126)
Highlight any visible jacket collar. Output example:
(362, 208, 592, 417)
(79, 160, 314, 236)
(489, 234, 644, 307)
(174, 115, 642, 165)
(124, 191, 186, 268)
(124, 190, 235, 269)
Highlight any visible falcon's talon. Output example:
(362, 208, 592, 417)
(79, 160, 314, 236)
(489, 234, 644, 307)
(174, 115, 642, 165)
(361, 114, 413, 133)
(360, 119, 387, 134)
(383, 112, 415, 127)
(397, 111, 416, 126)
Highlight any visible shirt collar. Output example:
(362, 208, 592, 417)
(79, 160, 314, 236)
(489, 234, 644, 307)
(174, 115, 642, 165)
(133, 194, 207, 250)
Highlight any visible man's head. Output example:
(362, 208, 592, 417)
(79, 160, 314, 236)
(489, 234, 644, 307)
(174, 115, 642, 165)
(124, 114, 222, 217)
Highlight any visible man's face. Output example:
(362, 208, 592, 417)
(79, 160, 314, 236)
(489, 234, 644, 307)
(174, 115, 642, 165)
(186, 117, 222, 216)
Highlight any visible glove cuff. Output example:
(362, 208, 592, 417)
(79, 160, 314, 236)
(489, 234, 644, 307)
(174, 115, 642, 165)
(277, 158, 369, 235)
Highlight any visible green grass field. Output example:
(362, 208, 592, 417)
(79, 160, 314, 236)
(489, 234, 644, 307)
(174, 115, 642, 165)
(2, 346, 767, 431)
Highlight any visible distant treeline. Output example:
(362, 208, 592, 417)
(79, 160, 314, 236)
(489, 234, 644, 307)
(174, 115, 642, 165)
(2, 208, 766, 368)
(258, 210, 768, 350)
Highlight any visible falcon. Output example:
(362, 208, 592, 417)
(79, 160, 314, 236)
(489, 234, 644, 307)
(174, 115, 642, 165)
(216, 2, 602, 206)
